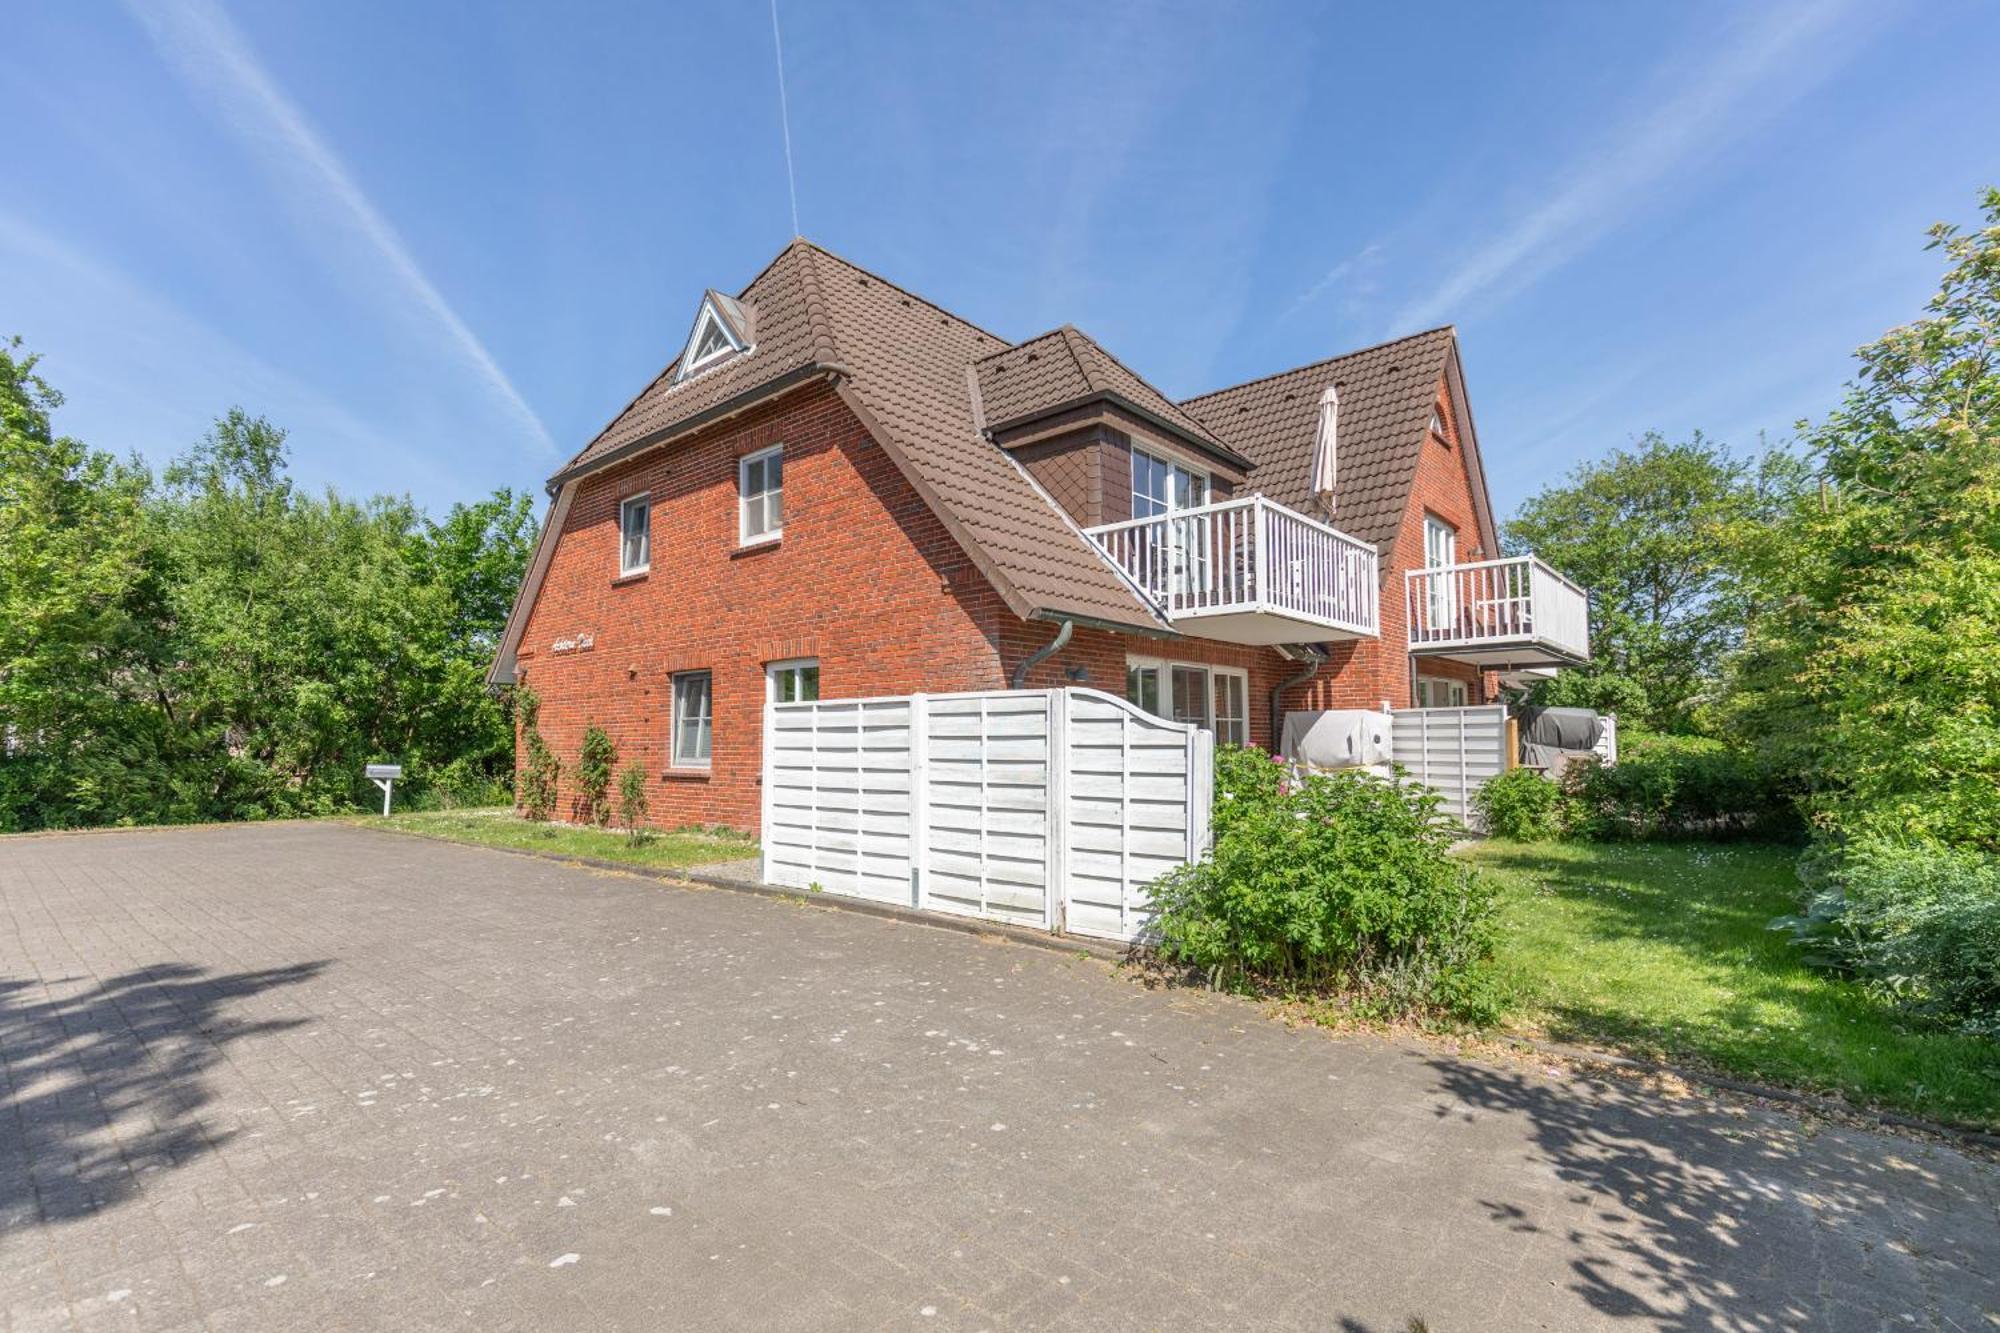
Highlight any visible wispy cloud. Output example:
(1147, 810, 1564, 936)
(121, 0, 556, 457)
(0, 209, 467, 496)
(1289, 243, 1384, 316)
(1391, 0, 1886, 333)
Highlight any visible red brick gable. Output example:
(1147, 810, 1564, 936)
(515, 381, 1011, 830)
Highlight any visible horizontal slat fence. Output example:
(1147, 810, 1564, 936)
(762, 688, 1210, 941)
(1388, 704, 1509, 829)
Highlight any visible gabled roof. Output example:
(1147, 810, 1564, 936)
(1182, 327, 1469, 556)
(521, 243, 1502, 676)
(551, 241, 1169, 634)
(973, 325, 1248, 467)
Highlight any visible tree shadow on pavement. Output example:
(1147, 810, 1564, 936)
(1424, 1054, 2000, 1330)
(0, 961, 328, 1231)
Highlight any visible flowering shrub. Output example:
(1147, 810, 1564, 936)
(1147, 746, 1499, 1023)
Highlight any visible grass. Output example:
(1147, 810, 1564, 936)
(1470, 839, 2000, 1130)
(356, 806, 758, 872)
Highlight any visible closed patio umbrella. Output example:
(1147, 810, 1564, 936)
(1311, 384, 1338, 515)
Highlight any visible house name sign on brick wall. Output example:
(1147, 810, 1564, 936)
(550, 633, 595, 655)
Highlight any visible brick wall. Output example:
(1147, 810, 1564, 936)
(515, 381, 1009, 833)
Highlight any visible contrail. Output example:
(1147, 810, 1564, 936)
(125, 0, 558, 457)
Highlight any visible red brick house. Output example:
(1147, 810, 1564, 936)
(490, 240, 1587, 832)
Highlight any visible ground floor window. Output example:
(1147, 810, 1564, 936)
(1415, 675, 1469, 707)
(767, 658, 820, 704)
(1127, 656, 1249, 745)
(672, 671, 713, 767)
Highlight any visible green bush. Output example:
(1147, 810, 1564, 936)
(1148, 746, 1500, 1024)
(1561, 733, 1793, 841)
(1473, 768, 1564, 841)
(617, 761, 651, 844)
(1776, 841, 2000, 1037)
(517, 687, 560, 822)
(575, 725, 617, 826)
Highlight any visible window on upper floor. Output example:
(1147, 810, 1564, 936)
(619, 494, 651, 576)
(739, 444, 783, 545)
(1424, 514, 1457, 569)
(1430, 405, 1450, 444)
(673, 295, 749, 384)
(1131, 449, 1207, 519)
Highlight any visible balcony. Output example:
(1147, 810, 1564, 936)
(1085, 495, 1379, 646)
(1405, 555, 1589, 667)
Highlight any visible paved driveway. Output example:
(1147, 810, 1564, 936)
(2, 824, 1995, 1332)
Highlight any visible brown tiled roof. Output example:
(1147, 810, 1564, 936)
(561, 246, 830, 475)
(973, 326, 1246, 465)
(553, 242, 1479, 636)
(558, 242, 1167, 633)
(1181, 327, 1457, 555)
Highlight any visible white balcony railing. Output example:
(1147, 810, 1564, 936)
(1085, 495, 1378, 642)
(1404, 555, 1589, 662)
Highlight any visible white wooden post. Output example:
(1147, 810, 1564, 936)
(909, 693, 929, 909)
(1251, 496, 1268, 610)
(760, 703, 776, 886)
(1045, 688, 1068, 933)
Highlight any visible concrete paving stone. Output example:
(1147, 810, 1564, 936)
(3, 822, 1998, 1331)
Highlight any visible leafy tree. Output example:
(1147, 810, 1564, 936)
(1503, 432, 1804, 732)
(0, 343, 537, 829)
(0, 339, 170, 828)
(1724, 189, 2000, 849)
(411, 488, 537, 662)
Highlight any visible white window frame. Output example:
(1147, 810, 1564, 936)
(618, 493, 651, 576)
(1212, 667, 1249, 746)
(739, 444, 783, 546)
(765, 657, 820, 705)
(1125, 655, 1247, 744)
(1423, 514, 1457, 625)
(673, 299, 749, 384)
(1416, 676, 1469, 708)
(670, 670, 713, 769)
(1130, 448, 1208, 520)
(1131, 449, 1211, 599)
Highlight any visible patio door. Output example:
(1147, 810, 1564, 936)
(1423, 516, 1458, 629)
(1132, 451, 1209, 602)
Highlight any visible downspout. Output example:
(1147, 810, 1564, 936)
(1011, 619, 1074, 690)
(1270, 655, 1322, 755)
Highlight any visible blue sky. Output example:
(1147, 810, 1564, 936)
(7, 1, 1998, 520)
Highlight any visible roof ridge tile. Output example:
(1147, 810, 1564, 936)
(792, 243, 841, 365)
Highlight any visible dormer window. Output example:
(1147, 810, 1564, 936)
(672, 291, 752, 384)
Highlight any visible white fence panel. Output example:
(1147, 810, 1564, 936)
(1389, 704, 1509, 829)
(763, 697, 919, 905)
(762, 688, 1210, 942)
(922, 691, 1054, 928)
(1062, 690, 1212, 942)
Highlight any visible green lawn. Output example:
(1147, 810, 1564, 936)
(357, 807, 758, 872)
(1471, 839, 2000, 1129)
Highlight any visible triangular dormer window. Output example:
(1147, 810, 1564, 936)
(673, 291, 751, 384)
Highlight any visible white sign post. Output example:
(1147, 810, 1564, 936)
(365, 764, 403, 816)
